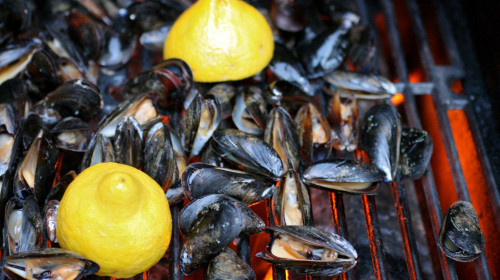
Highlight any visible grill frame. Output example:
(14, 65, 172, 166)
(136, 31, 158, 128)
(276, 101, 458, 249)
(166, 0, 500, 279)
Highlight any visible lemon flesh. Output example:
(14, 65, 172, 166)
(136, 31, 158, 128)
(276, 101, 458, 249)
(163, 0, 274, 82)
(56, 162, 172, 278)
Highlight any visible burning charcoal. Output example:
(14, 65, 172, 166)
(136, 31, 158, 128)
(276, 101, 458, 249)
(438, 201, 485, 262)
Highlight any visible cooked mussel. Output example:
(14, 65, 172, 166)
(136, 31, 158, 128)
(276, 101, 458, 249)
(232, 86, 268, 135)
(179, 194, 264, 275)
(4, 248, 99, 280)
(211, 129, 284, 181)
(294, 103, 332, 165)
(51, 117, 89, 152)
(400, 127, 433, 180)
(0, 39, 40, 85)
(324, 70, 396, 99)
(205, 247, 255, 280)
(438, 201, 485, 262)
(303, 159, 383, 194)
(272, 171, 312, 226)
(181, 94, 221, 159)
(359, 104, 401, 183)
(327, 90, 358, 152)
(114, 117, 143, 168)
(257, 225, 357, 276)
(268, 44, 313, 95)
(264, 107, 302, 172)
(5, 196, 43, 255)
(182, 163, 275, 205)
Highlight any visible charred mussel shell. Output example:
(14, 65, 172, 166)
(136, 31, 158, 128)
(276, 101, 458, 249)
(179, 194, 264, 275)
(438, 201, 485, 262)
(359, 104, 401, 183)
(257, 225, 357, 276)
(211, 129, 284, 181)
(303, 159, 383, 194)
(400, 127, 433, 180)
(272, 171, 312, 226)
(182, 163, 275, 205)
(4, 248, 99, 280)
(205, 247, 255, 280)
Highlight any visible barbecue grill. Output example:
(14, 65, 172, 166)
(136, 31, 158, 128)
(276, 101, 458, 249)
(161, 0, 500, 279)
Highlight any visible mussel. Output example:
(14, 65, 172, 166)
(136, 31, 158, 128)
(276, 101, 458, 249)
(303, 159, 383, 194)
(324, 70, 397, 99)
(4, 248, 99, 280)
(211, 129, 284, 181)
(257, 225, 357, 276)
(359, 104, 401, 183)
(5, 196, 43, 255)
(272, 171, 312, 226)
(182, 163, 275, 205)
(399, 127, 433, 180)
(205, 247, 255, 280)
(438, 201, 485, 262)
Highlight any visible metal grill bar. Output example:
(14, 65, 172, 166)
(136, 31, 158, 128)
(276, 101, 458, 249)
(403, 0, 492, 278)
(329, 193, 352, 280)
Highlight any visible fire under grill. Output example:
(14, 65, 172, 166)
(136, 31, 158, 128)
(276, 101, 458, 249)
(163, 0, 500, 279)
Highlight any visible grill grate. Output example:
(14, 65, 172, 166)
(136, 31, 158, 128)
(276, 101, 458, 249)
(166, 0, 500, 279)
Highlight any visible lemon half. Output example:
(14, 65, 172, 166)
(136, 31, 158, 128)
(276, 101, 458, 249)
(56, 162, 172, 278)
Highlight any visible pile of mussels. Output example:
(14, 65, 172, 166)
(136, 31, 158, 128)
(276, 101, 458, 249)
(1, 0, 484, 279)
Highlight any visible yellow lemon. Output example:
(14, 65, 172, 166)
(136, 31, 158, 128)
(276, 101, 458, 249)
(56, 162, 172, 278)
(163, 0, 274, 82)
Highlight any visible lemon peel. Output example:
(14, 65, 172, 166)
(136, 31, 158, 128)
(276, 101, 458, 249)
(163, 0, 274, 82)
(56, 162, 172, 278)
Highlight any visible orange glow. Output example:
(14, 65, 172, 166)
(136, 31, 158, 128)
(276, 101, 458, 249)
(391, 93, 404, 106)
(409, 69, 425, 83)
(448, 110, 500, 279)
(264, 267, 273, 280)
(450, 80, 463, 94)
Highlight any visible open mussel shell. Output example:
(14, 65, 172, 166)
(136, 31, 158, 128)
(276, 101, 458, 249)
(359, 103, 401, 183)
(0, 130, 14, 178)
(400, 127, 433, 180)
(0, 38, 40, 85)
(205, 247, 255, 280)
(257, 225, 357, 276)
(5, 196, 43, 256)
(272, 171, 312, 226)
(179, 194, 264, 275)
(324, 70, 396, 98)
(232, 86, 268, 135)
(264, 107, 302, 172)
(327, 90, 358, 152)
(303, 159, 383, 194)
(294, 103, 332, 165)
(181, 94, 222, 159)
(80, 133, 115, 169)
(51, 117, 89, 152)
(211, 129, 284, 181)
(182, 163, 275, 205)
(206, 83, 235, 120)
(267, 80, 311, 111)
(438, 201, 485, 262)
(4, 248, 99, 280)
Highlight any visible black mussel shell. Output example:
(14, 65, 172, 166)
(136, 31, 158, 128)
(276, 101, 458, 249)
(179, 194, 264, 237)
(66, 10, 105, 61)
(268, 43, 313, 95)
(51, 117, 89, 152)
(232, 88, 265, 136)
(400, 127, 433, 180)
(34, 79, 102, 122)
(206, 83, 235, 120)
(80, 133, 115, 169)
(24, 49, 60, 100)
(272, 171, 312, 226)
(264, 107, 302, 172)
(182, 163, 275, 205)
(272, 0, 305, 32)
(257, 225, 357, 276)
(205, 247, 256, 280)
(267, 80, 311, 112)
(212, 129, 284, 181)
(114, 117, 143, 168)
(438, 201, 485, 262)
(348, 25, 376, 71)
(0, 39, 40, 85)
(0, 103, 16, 135)
(154, 59, 193, 94)
(359, 103, 401, 183)
(179, 194, 264, 275)
(303, 159, 383, 194)
(0, 0, 31, 35)
(181, 94, 222, 159)
(324, 70, 397, 99)
(5, 195, 43, 255)
(298, 27, 350, 79)
(294, 103, 332, 165)
(4, 248, 99, 280)
(143, 122, 176, 192)
(0, 131, 14, 177)
(98, 15, 136, 70)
